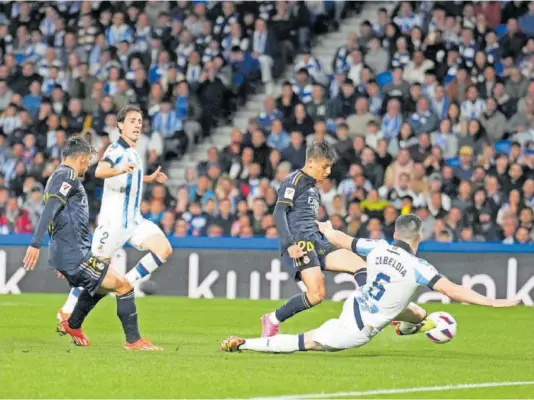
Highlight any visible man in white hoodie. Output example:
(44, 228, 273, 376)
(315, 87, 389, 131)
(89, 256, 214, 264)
(403, 51, 434, 84)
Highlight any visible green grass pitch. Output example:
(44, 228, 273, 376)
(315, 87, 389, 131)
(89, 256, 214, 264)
(0, 295, 533, 399)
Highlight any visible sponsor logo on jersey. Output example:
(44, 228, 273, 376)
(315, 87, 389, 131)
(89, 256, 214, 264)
(308, 197, 319, 214)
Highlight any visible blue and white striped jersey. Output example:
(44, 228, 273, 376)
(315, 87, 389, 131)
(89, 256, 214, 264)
(105, 24, 133, 46)
(391, 51, 411, 69)
(100, 137, 144, 229)
(393, 14, 422, 34)
(459, 41, 477, 68)
(461, 99, 486, 120)
(292, 83, 313, 104)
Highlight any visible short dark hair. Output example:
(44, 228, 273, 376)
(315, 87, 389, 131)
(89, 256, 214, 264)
(117, 104, 142, 123)
(306, 141, 337, 162)
(63, 136, 95, 159)
(395, 214, 422, 242)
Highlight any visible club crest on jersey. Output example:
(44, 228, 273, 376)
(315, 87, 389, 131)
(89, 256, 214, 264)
(59, 181, 72, 196)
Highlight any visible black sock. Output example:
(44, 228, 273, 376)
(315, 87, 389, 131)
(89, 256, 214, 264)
(274, 293, 314, 323)
(354, 268, 368, 287)
(116, 290, 141, 344)
(68, 290, 106, 329)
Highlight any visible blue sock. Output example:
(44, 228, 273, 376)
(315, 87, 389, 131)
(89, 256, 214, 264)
(68, 290, 105, 329)
(298, 333, 307, 352)
(126, 252, 165, 284)
(116, 290, 141, 344)
(275, 293, 313, 323)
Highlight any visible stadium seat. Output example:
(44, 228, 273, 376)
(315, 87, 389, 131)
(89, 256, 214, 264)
(495, 140, 512, 154)
(446, 157, 460, 168)
(495, 24, 507, 38)
(495, 62, 504, 76)
(376, 72, 393, 88)
(443, 75, 455, 87)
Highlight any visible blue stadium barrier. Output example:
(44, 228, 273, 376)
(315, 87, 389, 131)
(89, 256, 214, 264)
(495, 140, 511, 154)
(495, 24, 507, 38)
(1, 234, 534, 253)
(376, 71, 393, 88)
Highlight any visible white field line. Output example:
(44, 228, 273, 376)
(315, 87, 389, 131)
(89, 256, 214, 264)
(250, 380, 534, 400)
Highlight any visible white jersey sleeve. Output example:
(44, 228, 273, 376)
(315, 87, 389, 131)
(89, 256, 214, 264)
(413, 258, 443, 289)
(351, 238, 389, 259)
(102, 143, 124, 167)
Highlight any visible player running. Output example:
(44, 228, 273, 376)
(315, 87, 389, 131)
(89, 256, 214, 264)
(221, 214, 518, 353)
(23, 136, 161, 350)
(261, 141, 367, 337)
(57, 105, 172, 322)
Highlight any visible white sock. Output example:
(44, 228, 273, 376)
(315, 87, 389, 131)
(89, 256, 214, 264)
(240, 334, 299, 353)
(268, 312, 280, 325)
(126, 252, 165, 285)
(62, 287, 82, 313)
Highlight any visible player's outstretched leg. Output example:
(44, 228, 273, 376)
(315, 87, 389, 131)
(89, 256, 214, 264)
(262, 267, 325, 337)
(126, 251, 166, 284)
(325, 248, 368, 286)
(57, 287, 82, 323)
(103, 268, 163, 351)
(221, 333, 320, 353)
(126, 233, 172, 285)
(59, 289, 106, 346)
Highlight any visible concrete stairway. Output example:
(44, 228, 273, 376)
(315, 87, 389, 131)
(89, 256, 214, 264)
(166, 2, 393, 191)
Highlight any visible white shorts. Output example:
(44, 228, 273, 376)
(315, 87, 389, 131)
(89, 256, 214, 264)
(311, 294, 376, 351)
(91, 218, 164, 258)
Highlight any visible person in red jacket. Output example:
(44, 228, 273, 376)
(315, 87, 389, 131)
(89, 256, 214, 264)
(0, 197, 33, 233)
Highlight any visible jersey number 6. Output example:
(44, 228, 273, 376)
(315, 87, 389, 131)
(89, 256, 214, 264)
(368, 272, 391, 301)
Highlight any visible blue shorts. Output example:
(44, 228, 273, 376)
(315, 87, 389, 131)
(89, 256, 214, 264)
(281, 234, 338, 281)
(62, 255, 110, 296)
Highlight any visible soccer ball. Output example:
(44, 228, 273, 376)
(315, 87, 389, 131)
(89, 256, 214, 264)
(425, 311, 457, 344)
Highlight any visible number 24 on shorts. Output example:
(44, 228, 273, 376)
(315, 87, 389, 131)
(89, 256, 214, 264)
(368, 272, 390, 301)
(297, 241, 315, 253)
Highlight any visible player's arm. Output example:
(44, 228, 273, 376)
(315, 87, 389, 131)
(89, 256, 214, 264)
(317, 220, 386, 259)
(273, 181, 303, 258)
(416, 259, 519, 308)
(29, 172, 74, 250)
(95, 160, 134, 178)
(95, 146, 134, 179)
(433, 277, 519, 307)
(316, 220, 354, 249)
(143, 166, 168, 183)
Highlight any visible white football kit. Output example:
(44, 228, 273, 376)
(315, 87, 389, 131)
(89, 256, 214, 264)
(91, 137, 163, 258)
(311, 239, 442, 351)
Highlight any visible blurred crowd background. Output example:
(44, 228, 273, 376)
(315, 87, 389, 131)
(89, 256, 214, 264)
(0, 1, 533, 245)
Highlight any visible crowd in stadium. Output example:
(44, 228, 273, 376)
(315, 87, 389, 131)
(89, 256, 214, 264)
(0, 1, 533, 244)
